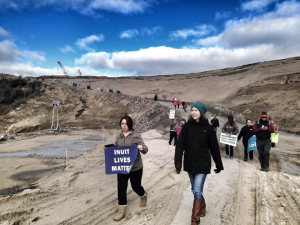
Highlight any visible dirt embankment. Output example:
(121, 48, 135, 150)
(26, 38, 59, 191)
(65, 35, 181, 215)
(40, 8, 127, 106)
(221, 73, 300, 134)
(0, 82, 170, 135)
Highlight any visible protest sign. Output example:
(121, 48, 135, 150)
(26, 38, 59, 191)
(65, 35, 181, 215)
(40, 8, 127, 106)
(247, 136, 257, 152)
(169, 110, 175, 119)
(220, 133, 237, 147)
(105, 146, 138, 175)
(271, 133, 279, 143)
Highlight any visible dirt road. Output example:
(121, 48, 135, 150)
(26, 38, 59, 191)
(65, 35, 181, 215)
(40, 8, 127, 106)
(0, 104, 299, 224)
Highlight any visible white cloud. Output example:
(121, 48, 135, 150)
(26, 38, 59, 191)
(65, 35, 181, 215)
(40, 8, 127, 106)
(140, 26, 163, 36)
(74, 43, 300, 76)
(0, 40, 22, 61)
(120, 29, 139, 39)
(60, 45, 77, 54)
(170, 25, 216, 40)
(90, 0, 150, 14)
(23, 51, 46, 62)
(0, 27, 10, 37)
(0, 39, 46, 65)
(75, 34, 104, 51)
(0, 0, 153, 16)
(215, 11, 231, 20)
(120, 27, 162, 39)
(197, 1, 300, 49)
(242, 0, 279, 11)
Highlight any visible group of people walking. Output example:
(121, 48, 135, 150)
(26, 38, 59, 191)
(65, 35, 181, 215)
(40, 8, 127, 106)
(106, 101, 277, 224)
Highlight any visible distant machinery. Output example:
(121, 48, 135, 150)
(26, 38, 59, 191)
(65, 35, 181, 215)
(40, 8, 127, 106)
(57, 61, 69, 76)
(76, 69, 82, 77)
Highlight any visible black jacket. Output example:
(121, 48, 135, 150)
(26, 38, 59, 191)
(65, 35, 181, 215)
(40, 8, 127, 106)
(238, 125, 253, 143)
(175, 118, 224, 174)
(253, 119, 274, 140)
(210, 118, 219, 127)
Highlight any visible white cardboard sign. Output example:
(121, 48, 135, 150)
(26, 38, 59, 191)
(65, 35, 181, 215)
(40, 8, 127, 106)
(220, 133, 237, 147)
(169, 109, 175, 119)
(52, 101, 60, 107)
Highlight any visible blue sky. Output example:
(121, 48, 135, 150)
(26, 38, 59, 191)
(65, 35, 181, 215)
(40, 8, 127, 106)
(0, 0, 300, 77)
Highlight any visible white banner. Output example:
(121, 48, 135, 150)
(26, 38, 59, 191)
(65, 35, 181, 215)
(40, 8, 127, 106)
(220, 133, 237, 147)
(169, 109, 175, 119)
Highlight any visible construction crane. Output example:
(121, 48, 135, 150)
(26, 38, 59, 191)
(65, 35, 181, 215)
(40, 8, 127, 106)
(57, 61, 68, 76)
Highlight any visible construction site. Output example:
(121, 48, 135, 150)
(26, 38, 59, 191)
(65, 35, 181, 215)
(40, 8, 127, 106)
(0, 56, 299, 225)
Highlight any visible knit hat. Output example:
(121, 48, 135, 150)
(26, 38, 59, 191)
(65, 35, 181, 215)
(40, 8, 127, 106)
(261, 111, 268, 118)
(191, 101, 207, 116)
(180, 118, 186, 123)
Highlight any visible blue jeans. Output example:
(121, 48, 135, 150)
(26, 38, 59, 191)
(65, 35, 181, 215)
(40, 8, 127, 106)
(188, 173, 207, 201)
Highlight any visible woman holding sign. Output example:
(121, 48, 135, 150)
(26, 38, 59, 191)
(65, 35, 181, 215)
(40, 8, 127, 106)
(113, 115, 148, 221)
(175, 101, 224, 225)
(222, 115, 239, 159)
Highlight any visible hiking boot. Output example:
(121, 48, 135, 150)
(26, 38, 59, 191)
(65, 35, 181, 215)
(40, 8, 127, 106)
(230, 156, 233, 159)
(225, 155, 228, 158)
(244, 158, 248, 162)
(260, 167, 265, 171)
(191, 200, 202, 225)
(140, 192, 147, 207)
(264, 168, 270, 172)
(200, 197, 206, 217)
(114, 205, 127, 221)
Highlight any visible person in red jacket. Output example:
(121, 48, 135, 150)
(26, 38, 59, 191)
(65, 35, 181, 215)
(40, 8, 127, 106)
(252, 112, 274, 172)
(177, 99, 181, 109)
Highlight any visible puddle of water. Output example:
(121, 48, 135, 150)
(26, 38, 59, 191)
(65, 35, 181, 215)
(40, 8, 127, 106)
(0, 135, 104, 158)
(0, 167, 64, 196)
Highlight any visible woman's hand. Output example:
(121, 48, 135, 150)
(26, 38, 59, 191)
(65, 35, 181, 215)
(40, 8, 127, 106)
(137, 145, 143, 151)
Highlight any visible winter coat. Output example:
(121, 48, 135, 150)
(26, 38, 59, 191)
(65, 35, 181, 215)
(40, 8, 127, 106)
(170, 121, 179, 131)
(222, 122, 239, 135)
(115, 130, 148, 172)
(237, 125, 253, 143)
(173, 101, 177, 106)
(182, 101, 185, 106)
(177, 126, 183, 136)
(177, 101, 181, 105)
(175, 118, 224, 174)
(210, 118, 219, 128)
(253, 119, 274, 141)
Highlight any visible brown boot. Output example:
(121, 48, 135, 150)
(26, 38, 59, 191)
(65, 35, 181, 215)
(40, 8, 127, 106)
(191, 200, 196, 223)
(140, 192, 147, 207)
(113, 205, 127, 221)
(191, 200, 202, 225)
(200, 197, 206, 217)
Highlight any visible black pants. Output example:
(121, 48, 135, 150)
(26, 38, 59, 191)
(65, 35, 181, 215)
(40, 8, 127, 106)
(257, 139, 271, 169)
(117, 168, 145, 205)
(169, 131, 177, 145)
(243, 141, 253, 160)
(225, 144, 233, 157)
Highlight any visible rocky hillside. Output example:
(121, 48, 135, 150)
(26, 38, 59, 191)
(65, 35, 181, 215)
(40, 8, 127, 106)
(221, 73, 300, 134)
(0, 82, 170, 134)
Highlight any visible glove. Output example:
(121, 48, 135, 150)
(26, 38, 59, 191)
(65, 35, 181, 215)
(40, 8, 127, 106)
(175, 162, 181, 174)
(214, 168, 221, 174)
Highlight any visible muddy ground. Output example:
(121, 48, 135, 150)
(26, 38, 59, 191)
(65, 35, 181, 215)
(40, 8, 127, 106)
(0, 103, 299, 225)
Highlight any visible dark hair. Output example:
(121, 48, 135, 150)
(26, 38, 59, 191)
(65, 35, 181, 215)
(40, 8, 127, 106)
(245, 119, 251, 124)
(228, 115, 234, 126)
(119, 115, 133, 131)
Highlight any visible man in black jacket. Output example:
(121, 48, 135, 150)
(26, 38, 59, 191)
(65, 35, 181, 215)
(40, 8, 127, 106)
(253, 112, 274, 172)
(238, 119, 254, 161)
